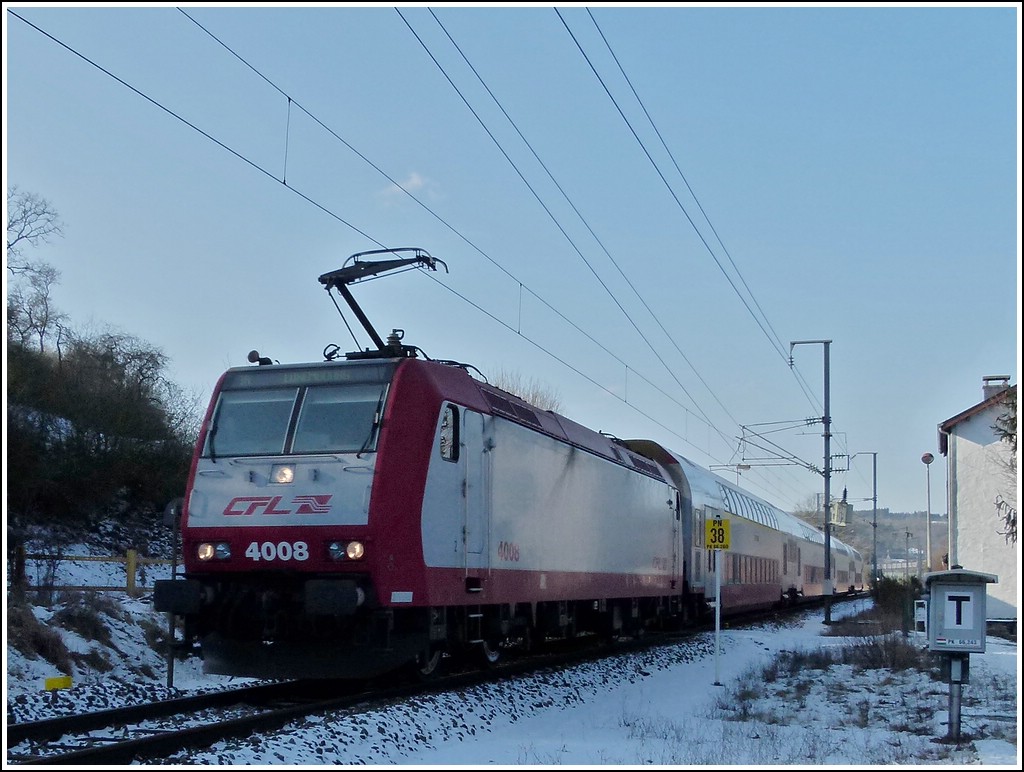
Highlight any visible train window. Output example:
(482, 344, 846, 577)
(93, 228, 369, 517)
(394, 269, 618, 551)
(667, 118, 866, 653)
(292, 383, 388, 454)
(440, 405, 460, 462)
(205, 388, 297, 457)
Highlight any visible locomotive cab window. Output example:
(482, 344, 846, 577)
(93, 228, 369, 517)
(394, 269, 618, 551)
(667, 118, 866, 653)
(203, 363, 395, 458)
(439, 404, 460, 461)
(292, 382, 387, 454)
(205, 388, 297, 457)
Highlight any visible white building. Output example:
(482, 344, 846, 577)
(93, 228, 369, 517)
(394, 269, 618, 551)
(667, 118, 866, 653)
(938, 376, 1018, 622)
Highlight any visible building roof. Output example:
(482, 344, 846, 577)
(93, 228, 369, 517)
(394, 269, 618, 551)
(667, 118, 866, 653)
(938, 384, 1016, 455)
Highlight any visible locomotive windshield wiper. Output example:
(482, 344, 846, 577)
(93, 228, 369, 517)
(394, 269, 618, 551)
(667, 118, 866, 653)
(208, 421, 218, 463)
(356, 390, 387, 459)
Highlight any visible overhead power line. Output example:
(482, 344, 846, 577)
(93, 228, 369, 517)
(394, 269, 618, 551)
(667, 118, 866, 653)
(9, 7, 822, 507)
(565, 9, 827, 418)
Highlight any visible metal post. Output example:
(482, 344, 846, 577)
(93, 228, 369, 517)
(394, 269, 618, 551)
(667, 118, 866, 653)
(871, 453, 878, 587)
(905, 530, 912, 581)
(940, 426, 956, 567)
(847, 448, 880, 585)
(790, 339, 832, 624)
(851, 452, 879, 588)
(166, 548, 177, 689)
(949, 681, 963, 741)
(713, 551, 722, 686)
(163, 497, 183, 690)
(922, 452, 934, 574)
(823, 341, 831, 624)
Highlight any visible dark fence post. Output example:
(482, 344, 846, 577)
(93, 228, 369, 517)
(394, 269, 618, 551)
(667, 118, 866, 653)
(11, 544, 28, 601)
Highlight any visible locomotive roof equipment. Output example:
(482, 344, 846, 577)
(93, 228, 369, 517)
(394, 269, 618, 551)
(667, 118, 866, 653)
(318, 247, 447, 361)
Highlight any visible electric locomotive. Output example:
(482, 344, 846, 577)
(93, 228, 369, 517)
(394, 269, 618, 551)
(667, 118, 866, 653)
(155, 248, 863, 680)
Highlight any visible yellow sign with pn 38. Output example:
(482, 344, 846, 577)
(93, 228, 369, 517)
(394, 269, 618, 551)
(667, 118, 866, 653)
(705, 518, 731, 550)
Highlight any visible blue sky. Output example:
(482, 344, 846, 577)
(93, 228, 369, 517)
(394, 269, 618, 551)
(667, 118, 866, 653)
(4, 3, 1020, 528)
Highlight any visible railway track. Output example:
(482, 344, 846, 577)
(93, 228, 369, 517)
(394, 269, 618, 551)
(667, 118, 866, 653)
(5, 631, 671, 765)
(6, 595, 867, 765)
(5, 679, 368, 765)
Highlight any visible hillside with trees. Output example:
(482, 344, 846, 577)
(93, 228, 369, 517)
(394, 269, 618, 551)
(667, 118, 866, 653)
(6, 186, 199, 547)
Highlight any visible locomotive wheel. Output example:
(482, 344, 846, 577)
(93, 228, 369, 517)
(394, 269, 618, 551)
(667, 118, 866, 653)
(478, 639, 502, 667)
(414, 646, 444, 679)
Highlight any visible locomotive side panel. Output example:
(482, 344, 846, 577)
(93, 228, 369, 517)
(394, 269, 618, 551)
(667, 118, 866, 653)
(419, 406, 679, 605)
(418, 404, 491, 586)
(484, 416, 677, 598)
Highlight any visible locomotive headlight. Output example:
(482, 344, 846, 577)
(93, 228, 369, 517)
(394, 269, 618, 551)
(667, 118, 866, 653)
(197, 542, 231, 561)
(328, 540, 366, 561)
(346, 541, 365, 560)
(270, 463, 295, 484)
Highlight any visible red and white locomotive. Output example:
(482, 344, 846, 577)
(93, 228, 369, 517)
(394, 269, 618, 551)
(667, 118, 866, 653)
(155, 249, 863, 679)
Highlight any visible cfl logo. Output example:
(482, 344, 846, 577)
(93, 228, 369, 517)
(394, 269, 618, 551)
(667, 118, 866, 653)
(223, 495, 332, 516)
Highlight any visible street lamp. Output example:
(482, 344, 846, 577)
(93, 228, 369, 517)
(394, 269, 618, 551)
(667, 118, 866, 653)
(851, 452, 878, 589)
(922, 452, 934, 575)
(790, 339, 833, 624)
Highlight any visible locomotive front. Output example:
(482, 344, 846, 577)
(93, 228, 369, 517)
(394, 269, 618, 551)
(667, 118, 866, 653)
(155, 357, 413, 678)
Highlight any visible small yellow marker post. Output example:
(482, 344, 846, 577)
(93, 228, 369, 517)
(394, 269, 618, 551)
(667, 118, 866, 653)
(44, 675, 72, 705)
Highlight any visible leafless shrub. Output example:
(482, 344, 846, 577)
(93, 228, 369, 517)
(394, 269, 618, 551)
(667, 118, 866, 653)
(5, 598, 73, 674)
(51, 591, 123, 649)
(841, 634, 938, 673)
(139, 616, 171, 657)
(72, 647, 113, 673)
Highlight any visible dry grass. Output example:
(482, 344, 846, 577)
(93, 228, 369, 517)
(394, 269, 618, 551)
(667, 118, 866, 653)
(5, 598, 73, 675)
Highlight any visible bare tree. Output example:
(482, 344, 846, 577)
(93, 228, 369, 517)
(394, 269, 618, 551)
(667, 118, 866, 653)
(992, 388, 1017, 545)
(7, 185, 63, 272)
(158, 379, 204, 449)
(490, 368, 562, 412)
(7, 186, 69, 354)
(791, 494, 824, 530)
(7, 260, 68, 353)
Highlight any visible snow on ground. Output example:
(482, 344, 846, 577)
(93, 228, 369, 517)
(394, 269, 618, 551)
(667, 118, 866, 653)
(4, 549, 1021, 767)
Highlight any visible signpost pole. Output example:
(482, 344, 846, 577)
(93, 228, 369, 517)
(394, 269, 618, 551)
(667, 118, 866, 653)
(714, 551, 722, 686)
(706, 516, 730, 687)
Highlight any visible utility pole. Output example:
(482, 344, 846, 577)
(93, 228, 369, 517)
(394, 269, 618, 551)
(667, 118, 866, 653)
(871, 452, 878, 587)
(790, 339, 833, 624)
(851, 452, 878, 589)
